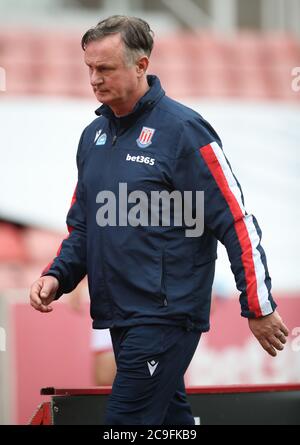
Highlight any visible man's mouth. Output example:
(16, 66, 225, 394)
(94, 88, 109, 94)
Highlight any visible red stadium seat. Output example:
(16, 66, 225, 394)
(0, 29, 299, 101)
(0, 223, 26, 263)
(0, 263, 24, 289)
(22, 227, 63, 264)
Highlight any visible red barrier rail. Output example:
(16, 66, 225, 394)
(41, 383, 300, 396)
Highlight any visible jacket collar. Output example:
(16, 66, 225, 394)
(95, 75, 165, 125)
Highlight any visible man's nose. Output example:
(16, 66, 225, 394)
(90, 71, 103, 86)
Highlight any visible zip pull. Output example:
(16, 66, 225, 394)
(112, 135, 117, 146)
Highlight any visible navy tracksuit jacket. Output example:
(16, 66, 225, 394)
(43, 75, 277, 332)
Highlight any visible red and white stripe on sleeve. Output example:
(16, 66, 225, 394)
(201, 142, 273, 317)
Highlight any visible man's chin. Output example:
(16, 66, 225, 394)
(94, 91, 111, 103)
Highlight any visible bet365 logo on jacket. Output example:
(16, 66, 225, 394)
(126, 153, 155, 166)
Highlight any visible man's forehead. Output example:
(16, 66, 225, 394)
(84, 34, 124, 61)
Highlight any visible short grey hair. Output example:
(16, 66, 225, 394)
(81, 15, 154, 65)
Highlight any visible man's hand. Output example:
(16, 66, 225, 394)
(248, 310, 289, 357)
(29, 276, 59, 313)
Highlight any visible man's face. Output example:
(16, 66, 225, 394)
(84, 34, 139, 108)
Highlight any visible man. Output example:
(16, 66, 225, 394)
(29, 16, 289, 425)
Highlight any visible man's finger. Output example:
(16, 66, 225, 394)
(30, 299, 53, 313)
(30, 299, 42, 311)
(269, 335, 285, 351)
(260, 338, 277, 357)
(40, 304, 53, 313)
(275, 331, 287, 344)
(30, 295, 42, 308)
(280, 323, 289, 337)
(30, 300, 49, 312)
(30, 281, 43, 307)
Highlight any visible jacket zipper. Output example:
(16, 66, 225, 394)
(112, 119, 121, 147)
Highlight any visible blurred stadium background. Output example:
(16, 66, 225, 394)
(0, 0, 300, 424)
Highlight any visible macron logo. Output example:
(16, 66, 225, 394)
(126, 153, 155, 166)
(147, 360, 159, 376)
(94, 129, 102, 143)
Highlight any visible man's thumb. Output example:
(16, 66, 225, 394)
(40, 289, 49, 298)
(40, 279, 56, 299)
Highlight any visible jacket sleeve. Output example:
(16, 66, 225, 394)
(41, 131, 87, 298)
(173, 117, 277, 319)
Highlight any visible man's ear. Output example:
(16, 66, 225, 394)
(136, 56, 149, 77)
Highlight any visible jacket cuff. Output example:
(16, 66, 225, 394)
(241, 300, 277, 319)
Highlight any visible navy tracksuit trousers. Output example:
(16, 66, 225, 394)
(105, 324, 201, 425)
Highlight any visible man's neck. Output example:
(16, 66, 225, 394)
(112, 77, 150, 117)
